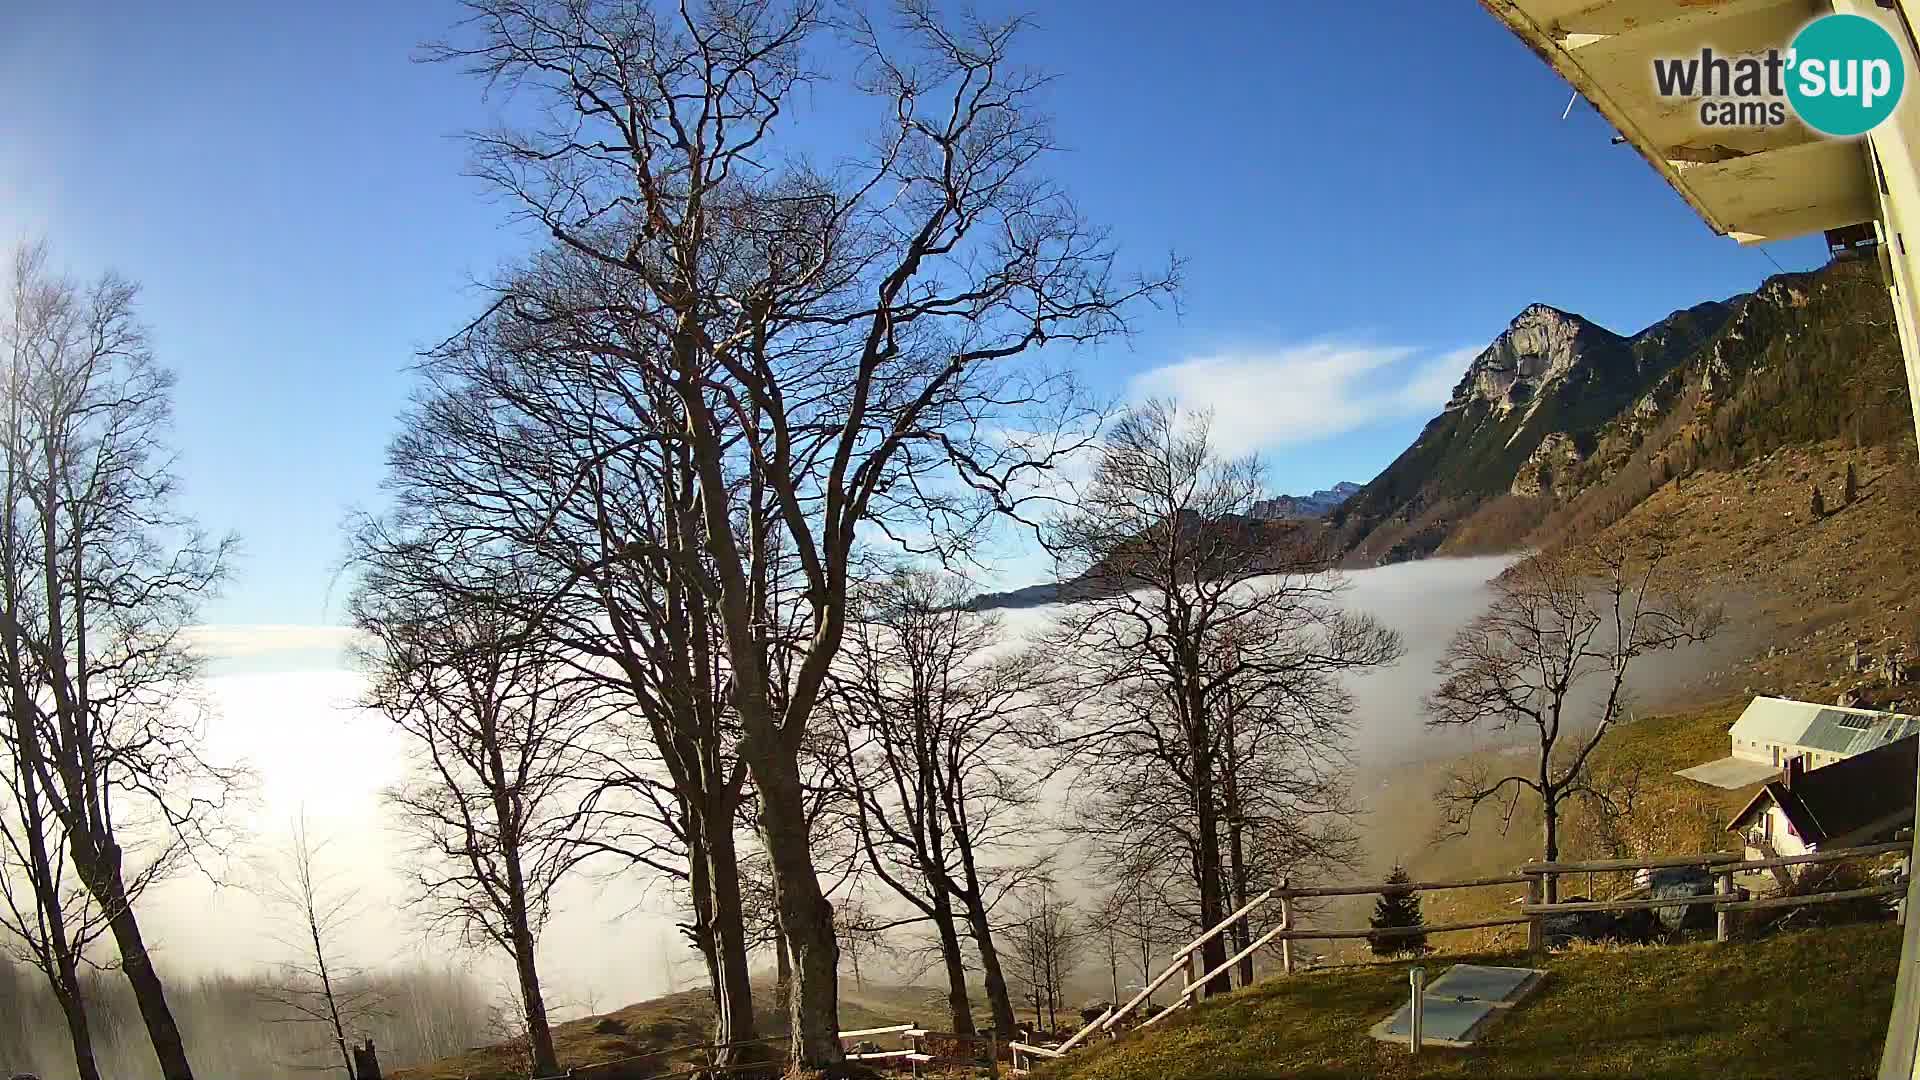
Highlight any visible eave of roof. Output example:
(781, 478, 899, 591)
(1727, 780, 1826, 842)
(1479, 0, 1877, 244)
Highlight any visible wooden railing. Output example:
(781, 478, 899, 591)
(1516, 839, 1910, 945)
(844, 1025, 1013, 1075)
(1009, 839, 1910, 1074)
(1010, 872, 1534, 1072)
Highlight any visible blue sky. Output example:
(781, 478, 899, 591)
(0, 1, 1829, 624)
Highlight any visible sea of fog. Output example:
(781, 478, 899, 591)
(133, 553, 1742, 1014)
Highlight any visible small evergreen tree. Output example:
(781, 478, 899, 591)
(1368, 866, 1428, 957)
(1845, 460, 1859, 504)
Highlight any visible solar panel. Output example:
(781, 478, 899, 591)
(1382, 999, 1495, 1042)
(1803, 709, 1894, 753)
(1368, 965, 1546, 1048)
(1425, 965, 1539, 1004)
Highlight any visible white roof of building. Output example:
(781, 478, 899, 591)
(1730, 696, 1920, 754)
(1676, 755, 1782, 790)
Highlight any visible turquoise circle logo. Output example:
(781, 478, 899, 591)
(1787, 14, 1906, 137)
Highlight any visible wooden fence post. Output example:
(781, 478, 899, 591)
(1525, 874, 1544, 959)
(1280, 877, 1294, 976)
(1902, 851, 1912, 926)
(351, 1041, 383, 1080)
(1715, 869, 1734, 942)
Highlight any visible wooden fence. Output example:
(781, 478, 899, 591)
(1514, 839, 1910, 947)
(525, 1022, 973, 1080)
(1010, 839, 1911, 1075)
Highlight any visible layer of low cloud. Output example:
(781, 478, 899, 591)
(187, 623, 361, 658)
(1129, 342, 1477, 456)
(142, 668, 683, 1012)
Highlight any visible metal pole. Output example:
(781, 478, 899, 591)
(1409, 966, 1425, 1056)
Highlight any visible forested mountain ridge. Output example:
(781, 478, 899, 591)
(977, 258, 1906, 611)
(1329, 256, 1908, 563)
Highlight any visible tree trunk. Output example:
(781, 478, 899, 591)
(55, 983, 102, 1080)
(507, 910, 558, 1075)
(701, 813, 762, 1068)
(1189, 727, 1230, 997)
(688, 820, 722, 1007)
(8, 696, 99, 1080)
(487, 728, 558, 1077)
(745, 744, 843, 1067)
(930, 894, 976, 1036)
(92, 861, 194, 1080)
(1229, 854, 1252, 987)
(1138, 938, 1155, 1008)
(678, 340, 840, 1067)
(774, 909, 791, 1006)
(306, 899, 354, 1080)
(1225, 793, 1253, 986)
(961, 897, 1018, 1037)
(1223, 702, 1254, 987)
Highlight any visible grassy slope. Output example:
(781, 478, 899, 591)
(1041, 924, 1899, 1080)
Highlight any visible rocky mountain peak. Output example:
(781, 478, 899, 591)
(1249, 481, 1363, 521)
(1446, 303, 1618, 416)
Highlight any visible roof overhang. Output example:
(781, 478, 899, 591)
(1481, 0, 1878, 244)
(1727, 781, 1784, 832)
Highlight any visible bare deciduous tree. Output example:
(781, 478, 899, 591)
(0, 241, 241, 1080)
(1086, 886, 1128, 1008)
(352, 579, 598, 1077)
(417, 0, 1172, 1062)
(1428, 536, 1723, 901)
(358, 285, 779, 1066)
(831, 895, 895, 991)
(0, 713, 112, 1080)
(1005, 879, 1083, 1034)
(1047, 400, 1400, 996)
(829, 568, 1047, 1037)
(257, 813, 386, 1078)
(1088, 863, 1182, 1013)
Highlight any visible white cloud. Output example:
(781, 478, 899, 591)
(1128, 342, 1479, 456)
(185, 623, 361, 659)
